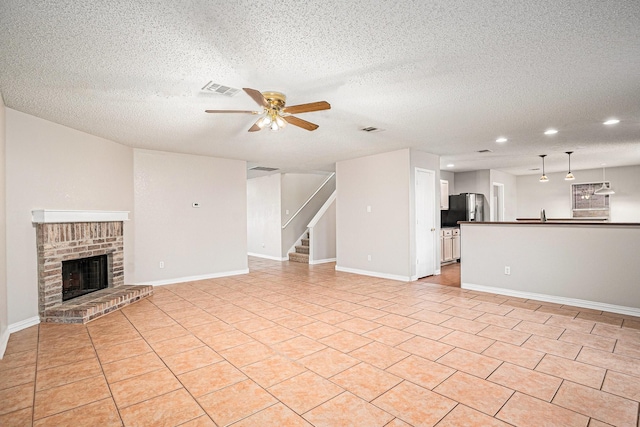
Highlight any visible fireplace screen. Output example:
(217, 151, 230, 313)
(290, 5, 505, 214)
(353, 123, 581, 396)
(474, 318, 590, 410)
(62, 254, 109, 301)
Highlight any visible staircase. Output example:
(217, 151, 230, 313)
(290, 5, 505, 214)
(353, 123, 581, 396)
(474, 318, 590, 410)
(288, 233, 310, 263)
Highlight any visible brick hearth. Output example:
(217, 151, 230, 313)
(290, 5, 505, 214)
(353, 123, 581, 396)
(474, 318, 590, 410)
(42, 284, 153, 323)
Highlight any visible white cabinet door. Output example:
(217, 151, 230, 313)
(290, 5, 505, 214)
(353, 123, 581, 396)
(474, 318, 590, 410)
(440, 180, 449, 210)
(452, 229, 460, 260)
(442, 229, 453, 262)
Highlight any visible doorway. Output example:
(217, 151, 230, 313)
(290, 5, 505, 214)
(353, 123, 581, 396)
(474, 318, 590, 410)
(491, 182, 505, 222)
(415, 168, 437, 278)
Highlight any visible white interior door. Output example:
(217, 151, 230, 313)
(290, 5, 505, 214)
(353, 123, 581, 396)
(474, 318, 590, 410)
(416, 168, 436, 278)
(492, 182, 505, 221)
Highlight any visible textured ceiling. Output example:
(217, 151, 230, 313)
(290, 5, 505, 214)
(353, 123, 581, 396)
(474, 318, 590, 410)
(1, 0, 639, 176)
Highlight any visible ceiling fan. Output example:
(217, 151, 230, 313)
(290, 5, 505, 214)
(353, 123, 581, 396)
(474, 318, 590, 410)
(205, 88, 330, 132)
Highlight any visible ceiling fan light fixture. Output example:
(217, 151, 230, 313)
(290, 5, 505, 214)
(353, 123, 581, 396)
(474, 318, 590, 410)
(205, 88, 330, 132)
(275, 115, 286, 128)
(257, 115, 272, 129)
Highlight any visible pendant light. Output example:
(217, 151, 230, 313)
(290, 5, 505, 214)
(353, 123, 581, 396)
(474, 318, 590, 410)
(539, 155, 549, 182)
(594, 166, 615, 195)
(564, 151, 575, 180)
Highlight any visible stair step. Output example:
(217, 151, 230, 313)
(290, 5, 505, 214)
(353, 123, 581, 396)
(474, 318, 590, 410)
(301, 238, 309, 246)
(295, 245, 309, 254)
(288, 252, 309, 263)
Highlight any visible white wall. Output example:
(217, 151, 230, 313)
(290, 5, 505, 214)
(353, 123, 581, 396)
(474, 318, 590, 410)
(336, 149, 411, 279)
(281, 173, 328, 221)
(247, 174, 282, 259)
(490, 169, 518, 221)
(0, 95, 8, 357)
(454, 170, 491, 219)
(311, 198, 336, 263)
(440, 170, 455, 194)
(516, 165, 640, 222)
(5, 109, 134, 326)
(133, 149, 248, 283)
(461, 223, 640, 314)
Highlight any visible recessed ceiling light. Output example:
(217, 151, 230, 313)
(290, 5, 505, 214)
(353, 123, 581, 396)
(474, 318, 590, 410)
(496, 137, 508, 143)
(603, 119, 620, 125)
(446, 164, 454, 168)
(544, 129, 558, 135)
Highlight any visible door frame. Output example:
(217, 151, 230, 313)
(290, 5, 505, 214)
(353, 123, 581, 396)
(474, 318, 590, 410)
(491, 182, 505, 221)
(414, 167, 438, 279)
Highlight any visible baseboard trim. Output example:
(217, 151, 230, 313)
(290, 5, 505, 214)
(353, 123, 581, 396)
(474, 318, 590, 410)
(247, 253, 288, 262)
(4, 316, 40, 358)
(309, 258, 336, 265)
(0, 327, 9, 359)
(8, 316, 41, 334)
(139, 269, 250, 287)
(462, 283, 640, 317)
(335, 266, 410, 282)
(412, 269, 442, 281)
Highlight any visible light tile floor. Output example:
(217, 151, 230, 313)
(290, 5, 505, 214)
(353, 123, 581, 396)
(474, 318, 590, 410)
(1, 258, 639, 426)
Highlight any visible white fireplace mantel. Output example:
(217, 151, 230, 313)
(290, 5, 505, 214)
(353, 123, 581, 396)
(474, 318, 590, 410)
(32, 210, 130, 224)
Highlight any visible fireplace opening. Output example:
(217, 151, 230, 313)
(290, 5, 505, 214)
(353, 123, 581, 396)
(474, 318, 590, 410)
(62, 254, 109, 301)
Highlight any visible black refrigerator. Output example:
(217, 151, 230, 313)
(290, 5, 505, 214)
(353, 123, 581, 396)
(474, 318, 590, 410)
(442, 193, 485, 227)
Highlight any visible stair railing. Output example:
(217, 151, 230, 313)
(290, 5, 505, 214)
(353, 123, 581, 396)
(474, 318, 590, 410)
(282, 172, 335, 229)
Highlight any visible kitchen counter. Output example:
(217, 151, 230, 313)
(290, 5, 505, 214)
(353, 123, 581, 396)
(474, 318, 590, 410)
(459, 222, 640, 316)
(515, 217, 609, 222)
(460, 221, 640, 227)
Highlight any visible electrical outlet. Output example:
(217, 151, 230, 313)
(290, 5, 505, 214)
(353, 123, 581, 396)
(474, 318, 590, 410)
(367, 254, 372, 261)
(285, 209, 289, 215)
(159, 261, 165, 269)
(192, 202, 200, 208)
(504, 266, 510, 275)
(366, 205, 372, 213)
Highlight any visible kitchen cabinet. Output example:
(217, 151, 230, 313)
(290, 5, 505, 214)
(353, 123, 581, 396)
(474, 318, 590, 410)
(452, 229, 460, 260)
(440, 180, 449, 210)
(441, 228, 453, 263)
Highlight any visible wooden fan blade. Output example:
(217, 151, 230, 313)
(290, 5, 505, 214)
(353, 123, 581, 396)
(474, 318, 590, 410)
(248, 117, 263, 132)
(243, 88, 269, 108)
(282, 101, 331, 115)
(204, 110, 260, 114)
(284, 115, 319, 131)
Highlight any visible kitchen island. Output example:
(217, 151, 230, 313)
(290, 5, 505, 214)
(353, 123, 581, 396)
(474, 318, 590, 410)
(460, 221, 640, 316)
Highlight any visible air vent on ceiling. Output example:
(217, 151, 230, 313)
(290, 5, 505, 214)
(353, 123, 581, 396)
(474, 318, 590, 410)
(360, 127, 384, 133)
(477, 149, 493, 153)
(201, 82, 240, 97)
(249, 166, 279, 172)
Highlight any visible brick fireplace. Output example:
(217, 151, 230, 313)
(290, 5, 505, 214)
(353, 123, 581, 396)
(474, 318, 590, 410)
(33, 210, 152, 323)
